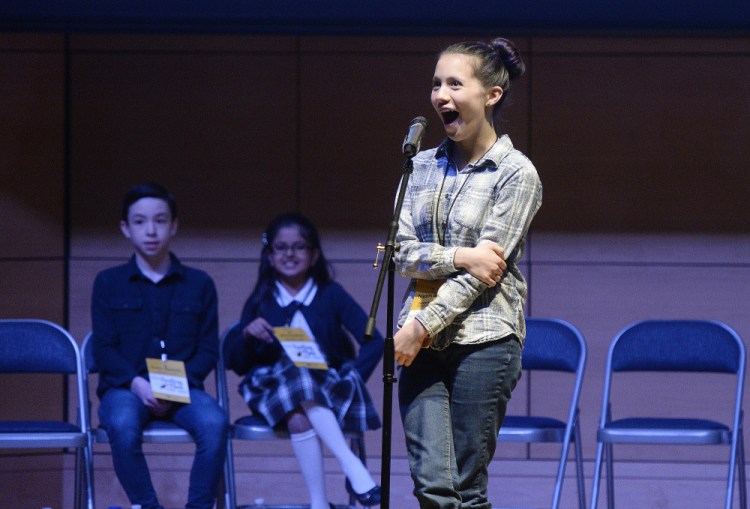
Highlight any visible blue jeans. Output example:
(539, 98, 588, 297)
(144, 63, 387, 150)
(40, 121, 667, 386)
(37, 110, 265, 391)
(99, 388, 228, 509)
(399, 337, 522, 509)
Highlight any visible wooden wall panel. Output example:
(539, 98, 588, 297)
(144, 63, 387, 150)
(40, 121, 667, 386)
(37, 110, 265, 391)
(0, 34, 64, 257)
(0, 260, 65, 319)
(530, 37, 750, 232)
(0, 455, 65, 509)
(68, 34, 299, 230)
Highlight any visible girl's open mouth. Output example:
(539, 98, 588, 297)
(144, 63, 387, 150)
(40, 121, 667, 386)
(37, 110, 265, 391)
(441, 110, 459, 125)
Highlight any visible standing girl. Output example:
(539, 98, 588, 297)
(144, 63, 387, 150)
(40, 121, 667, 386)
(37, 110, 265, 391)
(394, 38, 543, 508)
(225, 212, 384, 509)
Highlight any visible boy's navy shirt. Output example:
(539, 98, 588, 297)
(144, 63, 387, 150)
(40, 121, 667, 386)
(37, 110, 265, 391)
(91, 253, 219, 398)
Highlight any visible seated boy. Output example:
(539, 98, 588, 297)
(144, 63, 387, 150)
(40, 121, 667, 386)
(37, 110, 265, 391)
(91, 182, 228, 509)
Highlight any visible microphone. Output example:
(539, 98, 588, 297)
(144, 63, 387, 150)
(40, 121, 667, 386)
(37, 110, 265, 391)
(402, 116, 428, 158)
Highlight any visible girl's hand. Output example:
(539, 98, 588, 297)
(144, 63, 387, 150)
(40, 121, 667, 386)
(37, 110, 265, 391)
(394, 319, 429, 367)
(454, 243, 507, 286)
(243, 317, 275, 344)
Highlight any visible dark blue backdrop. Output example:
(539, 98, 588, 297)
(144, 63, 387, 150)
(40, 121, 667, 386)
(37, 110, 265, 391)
(2, 0, 749, 35)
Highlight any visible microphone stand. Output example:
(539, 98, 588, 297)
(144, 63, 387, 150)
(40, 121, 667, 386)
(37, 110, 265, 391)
(364, 155, 414, 509)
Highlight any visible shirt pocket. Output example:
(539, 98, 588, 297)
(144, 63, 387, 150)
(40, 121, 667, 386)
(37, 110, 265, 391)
(108, 297, 144, 333)
(452, 183, 494, 235)
(169, 300, 203, 339)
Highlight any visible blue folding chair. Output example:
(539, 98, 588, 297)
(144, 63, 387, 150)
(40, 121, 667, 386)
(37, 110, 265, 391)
(218, 321, 366, 509)
(496, 318, 587, 509)
(81, 332, 231, 509)
(0, 319, 95, 509)
(590, 320, 747, 509)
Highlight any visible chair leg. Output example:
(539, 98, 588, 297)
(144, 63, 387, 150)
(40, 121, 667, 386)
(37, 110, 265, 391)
(605, 444, 614, 509)
(356, 435, 367, 467)
(552, 418, 586, 509)
(551, 443, 568, 509)
(74, 447, 82, 509)
(85, 440, 96, 509)
(224, 437, 237, 509)
(589, 442, 605, 509)
(737, 431, 747, 509)
(727, 444, 738, 509)
(574, 422, 586, 509)
(74, 445, 95, 509)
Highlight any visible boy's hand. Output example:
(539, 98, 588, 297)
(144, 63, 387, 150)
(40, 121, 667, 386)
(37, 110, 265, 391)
(130, 376, 172, 417)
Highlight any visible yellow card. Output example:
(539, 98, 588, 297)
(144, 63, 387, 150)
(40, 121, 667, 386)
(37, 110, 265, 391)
(406, 279, 445, 348)
(146, 358, 191, 404)
(410, 279, 446, 312)
(273, 327, 329, 370)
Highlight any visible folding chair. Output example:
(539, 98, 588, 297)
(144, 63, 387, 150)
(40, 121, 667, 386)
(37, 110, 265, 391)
(0, 319, 95, 509)
(590, 319, 747, 509)
(218, 321, 366, 509)
(81, 332, 231, 509)
(496, 317, 587, 509)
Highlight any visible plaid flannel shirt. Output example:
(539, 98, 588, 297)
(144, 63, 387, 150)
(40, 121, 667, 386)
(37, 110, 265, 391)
(395, 135, 542, 349)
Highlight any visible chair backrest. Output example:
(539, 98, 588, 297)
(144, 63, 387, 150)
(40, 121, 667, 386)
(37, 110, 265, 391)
(0, 319, 81, 374)
(81, 332, 97, 374)
(522, 318, 587, 374)
(217, 322, 242, 415)
(220, 321, 242, 369)
(601, 319, 746, 440)
(0, 319, 90, 435)
(610, 320, 745, 374)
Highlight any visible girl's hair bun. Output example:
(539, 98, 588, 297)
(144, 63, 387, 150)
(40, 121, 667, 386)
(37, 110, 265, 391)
(491, 37, 525, 81)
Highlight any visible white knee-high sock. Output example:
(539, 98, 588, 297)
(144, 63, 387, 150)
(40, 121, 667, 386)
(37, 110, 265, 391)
(290, 429, 329, 509)
(301, 401, 376, 494)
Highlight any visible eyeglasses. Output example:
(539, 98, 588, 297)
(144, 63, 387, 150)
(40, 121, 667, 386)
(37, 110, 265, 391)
(271, 243, 310, 255)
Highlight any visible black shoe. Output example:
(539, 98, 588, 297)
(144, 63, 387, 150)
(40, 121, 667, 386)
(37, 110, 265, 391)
(345, 478, 381, 506)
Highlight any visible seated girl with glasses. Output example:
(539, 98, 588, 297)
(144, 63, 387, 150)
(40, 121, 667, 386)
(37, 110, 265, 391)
(225, 212, 384, 509)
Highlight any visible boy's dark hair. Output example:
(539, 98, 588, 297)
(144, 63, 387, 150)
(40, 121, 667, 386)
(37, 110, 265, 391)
(121, 182, 178, 222)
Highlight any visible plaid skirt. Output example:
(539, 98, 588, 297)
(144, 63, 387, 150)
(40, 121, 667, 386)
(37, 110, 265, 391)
(239, 355, 381, 432)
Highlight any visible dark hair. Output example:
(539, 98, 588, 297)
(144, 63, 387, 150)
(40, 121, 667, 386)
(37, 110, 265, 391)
(121, 182, 178, 222)
(441, 37, 525, 117)
(245, 212, 333, 314)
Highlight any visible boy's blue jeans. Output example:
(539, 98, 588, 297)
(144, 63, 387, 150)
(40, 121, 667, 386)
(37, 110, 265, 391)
(99, 388, 228, 509)
(399, 337, 522, 509)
